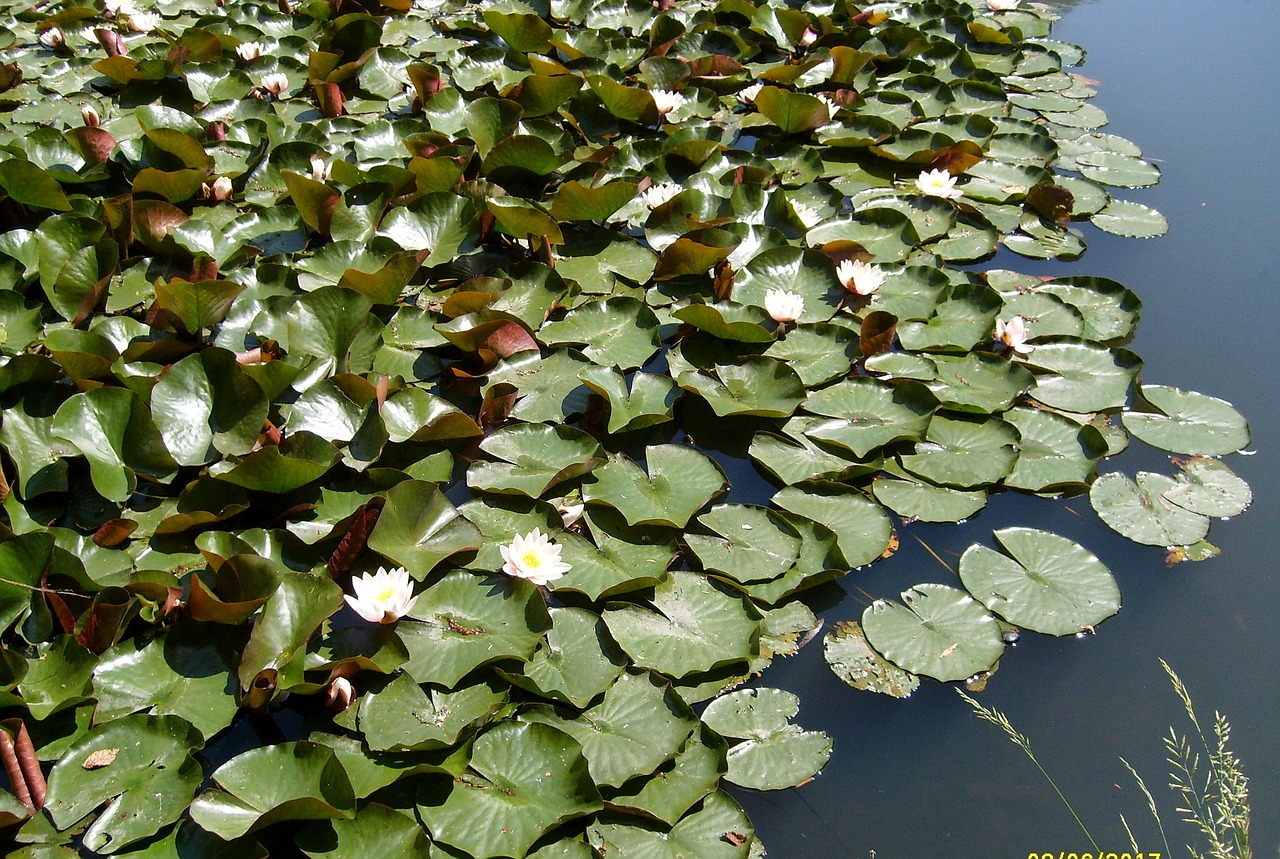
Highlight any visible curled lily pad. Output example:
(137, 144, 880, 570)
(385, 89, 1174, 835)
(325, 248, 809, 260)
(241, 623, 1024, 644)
(823, 620, 920, 698)
(959, 527, 1121, 636)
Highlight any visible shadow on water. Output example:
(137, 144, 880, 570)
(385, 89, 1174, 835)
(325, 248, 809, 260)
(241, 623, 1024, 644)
(734, 0, 1280, 855)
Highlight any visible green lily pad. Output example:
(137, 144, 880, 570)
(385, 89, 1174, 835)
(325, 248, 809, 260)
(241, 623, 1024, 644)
(862, 583, 1005, 682)
(685, 505, 802, 584)
(1163, 456, 1252, 518)
(1090, 471, 1211, 547)
(871, 477, 987, 523)
(603, 570, 760, 679)
(521, 671, 698, 788)
(701, 687, 831, 791)
(586, 790, 754, 859)
(771, 482, 892, 568)
(584, 445, 727, 528)
(959, 527, 1121, 636)
(1023, 341, 1141, 412)
(468, 423, 605, 497)
(46, 714, 205, 853)
(1122, 385, 1250, 456)
(416, 721, 602, 859)
(898, 414, 1020, 490)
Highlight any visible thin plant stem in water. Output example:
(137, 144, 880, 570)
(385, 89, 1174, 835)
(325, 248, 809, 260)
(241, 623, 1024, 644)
(956, 690, 1100, 853)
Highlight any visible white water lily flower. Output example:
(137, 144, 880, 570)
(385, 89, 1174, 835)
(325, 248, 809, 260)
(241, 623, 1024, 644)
(81, 105, 100, 127)
(500, 528, 571, 586)
(792, 201, 824, 228)
(650, 88, 687, 116)
(738, 82, 763, 104)
(642, 181, 681, 209)
(915, 168, 963, 200)
(995, 316, 1035, 354)
(236, 41, 266, 61)
(310, 153, 332, 181)
(765, 288, 804, 324)
(38, 27, 65, 48)
(128, 12, 161, 32)
(987, 0, 1020, 10)
(104, 0, 140, 17)
(837, 259, 887, 296)
(345, 566, 418, 623)
(260, 72, 290, 96)
(799, 26, 819, 47)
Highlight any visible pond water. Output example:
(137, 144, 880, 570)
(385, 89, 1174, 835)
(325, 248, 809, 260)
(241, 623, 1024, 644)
(737, 0, 1280, 855)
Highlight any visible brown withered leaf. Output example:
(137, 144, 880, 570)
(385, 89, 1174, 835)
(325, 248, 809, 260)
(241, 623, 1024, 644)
(860, 310, 898, 357)
(327, 504, 382, 578)
(1026, 181, 1075, 222)
(82, 748, 119, 770)
(712, 260, 735, 301)
(92, 519, 138, 548)
(927, 141, 984, 176)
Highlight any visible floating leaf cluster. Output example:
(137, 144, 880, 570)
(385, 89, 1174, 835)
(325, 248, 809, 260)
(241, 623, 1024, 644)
(0, 0, 1252, 854)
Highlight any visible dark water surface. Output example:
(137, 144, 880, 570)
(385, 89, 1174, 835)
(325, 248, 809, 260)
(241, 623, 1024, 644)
(736, 1, 1280, 855)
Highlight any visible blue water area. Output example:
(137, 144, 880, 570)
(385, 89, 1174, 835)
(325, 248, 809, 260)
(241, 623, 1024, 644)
(736, 0, 1280, 855)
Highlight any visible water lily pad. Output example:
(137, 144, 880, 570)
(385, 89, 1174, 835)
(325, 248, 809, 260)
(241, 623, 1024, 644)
(823, 620, 920, 698)
(296, 802, 431, 859)
(701, 687, 831, 791)
(871, 477, 987, 523)
(522, 671, 698, 787)
(771, 482, 892, 568)
(801, 378, 936, 458)
(398, 571, 551, 688)
(605, 727, 727, 825)
(46, 714, 205, 853)
(685, 505, 801, 584)
(1163, 457, 1252, 518)
(190, 742, 356, 841)
(677, 356, 806, 419)
(539, 297, 662, 370)
(468, 423, 605, 497)
(507, 606, 627, 707)
(862, 583, 1005, 682)
(586, 790, 754, 859)
(553, 507, 677, 600)
(417, 721, 602, 859)
(367, 480, 483, 577)
(358, 673, 506, 752)
(603, 570, 760, 679)
(1122, 385, 1250, 456)
(959, 527, 1121, 636)
(584, 445, 727, 528)
(899, 414, 1019, 489)
(1003, 406, 1108, 492)
(1090, 471, 1211, 547)
(1023, 341, 1141, 412)
(1091, 199, 1168, 238)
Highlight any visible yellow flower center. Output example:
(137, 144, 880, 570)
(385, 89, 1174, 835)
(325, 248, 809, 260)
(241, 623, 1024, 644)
(373, 585, 397, 603)
(521, 551, 544, 569)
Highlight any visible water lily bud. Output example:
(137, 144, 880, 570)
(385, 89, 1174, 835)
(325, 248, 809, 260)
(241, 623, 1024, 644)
(738, 82, 763, 105)
(555, 497, 585, 528)
(987, 0, 1020, 10)
(345, 566, 418, 623)
(836, 259, 886, 296)
(210, 176, 233, 202)
(995, 316, 1035, 354)
(260, 72, 289, 96)
(38, 27, 66, 49)
(915, 168, 964, 200)
(799, 26, 818, 47)
(81, 105, 100, 128)
(236, 40, 266, 61)
(323, 677, 354, 712)
(310, 153, 331, 181)
(650, 88, 687, 117)
(765, 288, 804, 324)
(500, 528, 571, 587)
